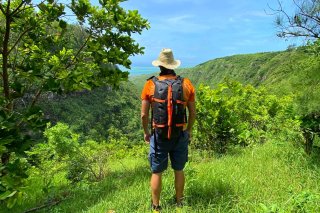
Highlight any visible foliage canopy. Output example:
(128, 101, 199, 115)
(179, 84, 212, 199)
(0, 0, 149, 206)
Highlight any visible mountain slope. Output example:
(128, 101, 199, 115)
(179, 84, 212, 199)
(132, 48, 320, 115)
(40, 82, 142, 142)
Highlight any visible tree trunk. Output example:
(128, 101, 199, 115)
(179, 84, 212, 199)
(2, 1, 12, 110)
(1, 1, 12, 169)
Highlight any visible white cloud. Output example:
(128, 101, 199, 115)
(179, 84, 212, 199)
(151, 14, 213, 33)
(151, 0, 208, 3)
(227, 10, 270, 24)
(248, 11, 269, 18)
(167, 15, 194, 24)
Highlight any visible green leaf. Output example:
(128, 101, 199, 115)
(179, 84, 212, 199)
(38, 2, 47, 12)
(0, 191, 17, 201)
(59, 20, 67, 29)
(7, 196, 18, 208)
(0, 145, 7, 154)
(0, 138, 15, 146)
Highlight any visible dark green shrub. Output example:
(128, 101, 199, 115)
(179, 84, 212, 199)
(193, 79, 302, 153)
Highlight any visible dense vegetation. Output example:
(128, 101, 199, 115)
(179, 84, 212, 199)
(39, 82, 142, 143)
(0, 46, 318, 212)
(177, 48, 320, 115)
(0, 0, 149, 206)
(194, 80, 301, 153)
(1, 0, 320, 212)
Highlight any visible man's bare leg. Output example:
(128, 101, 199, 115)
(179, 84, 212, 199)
(174, 170, 185, 204)
(151, 173, 162, 206)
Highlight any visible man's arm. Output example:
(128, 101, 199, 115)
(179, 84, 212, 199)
(141, 100, 151, 142)
(186, 101, 196, 137)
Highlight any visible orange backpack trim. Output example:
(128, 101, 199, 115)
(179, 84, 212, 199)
(149, 76, 187, 140)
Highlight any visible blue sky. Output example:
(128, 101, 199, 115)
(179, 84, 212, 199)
(114, 0, 302, 68)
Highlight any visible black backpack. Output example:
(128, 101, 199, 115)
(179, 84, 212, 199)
(149, 76, 187, 139)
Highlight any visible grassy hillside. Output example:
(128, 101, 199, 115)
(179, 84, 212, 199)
(4, 141, 320, 212)
(129, 72, 158, 93)
(131, 48, 320, 115)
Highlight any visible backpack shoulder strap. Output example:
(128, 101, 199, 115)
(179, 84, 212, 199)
(176, 75, 184, 82)
(147, 76, 157, 137)
(147, 76, 158, 81)
(147, 76, 154, 80)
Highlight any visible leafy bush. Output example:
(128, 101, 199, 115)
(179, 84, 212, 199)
(193, 79, 302, 153)
(27, 123, 110, 185)
(301, 112, 320, 154)
(0, 103, 46, 208)
(306, 39, 320, 58)
(27, 122, 145, 189)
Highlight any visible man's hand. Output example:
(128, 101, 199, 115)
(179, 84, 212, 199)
(144, 132, 151, 144)
(186, 130, 192, 141)
(141, 100, 151, 144)
(186, 101, 195, 143)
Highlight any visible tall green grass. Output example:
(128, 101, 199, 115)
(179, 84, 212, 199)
(4, 140, 320, 213)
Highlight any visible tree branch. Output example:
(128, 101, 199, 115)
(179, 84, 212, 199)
(272, 0, 320, 39)
(6, 0, 11, 13)
(295, 24, 319, 38)
(292, 0, 320, 23)
(285, 32, 311, 37)
(11, 43, 20, 73)
(2, 0, 12, 104)
(11, 0, 45, 19)
(280, 21, 320, 39)
(30, 87, 43, 108)
(280, 31, 315, 38)
(7, 27, 33, 55)
(299, 11, 320, 24)
(10, 0, 27, 17)
(0, 4, 5, 15)
(65, 33, 92, 69)
(23, 199, 63, 213)
(273, 0, 293, 25)
(265, 4, 279, 16)
(292, 0, 305, 14)
(18, 55, 27, 69)
(291, 0, 320, 23)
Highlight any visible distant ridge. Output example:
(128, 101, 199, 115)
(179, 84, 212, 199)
(128, 66, 159, 76)
(131, 48, 320, 115)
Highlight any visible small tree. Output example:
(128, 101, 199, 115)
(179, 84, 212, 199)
(271, 0, 320, 39)
(0, 0, 149, 207)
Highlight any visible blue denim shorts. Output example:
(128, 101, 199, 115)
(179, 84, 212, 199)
(149, 130, 189, 173)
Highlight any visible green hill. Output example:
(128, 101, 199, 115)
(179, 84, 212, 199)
(132, 48, 320, 115)
(40, 82, 143, 142)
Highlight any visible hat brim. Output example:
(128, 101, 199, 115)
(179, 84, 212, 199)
(152, 60, 181, 69)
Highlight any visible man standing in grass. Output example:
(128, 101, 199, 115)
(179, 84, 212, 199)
(141, 48, 196, 212)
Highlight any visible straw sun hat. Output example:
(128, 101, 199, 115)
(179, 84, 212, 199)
(152, 48, 181, 69)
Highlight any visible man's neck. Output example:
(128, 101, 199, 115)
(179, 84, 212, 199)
(159, 70, 176, 76)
